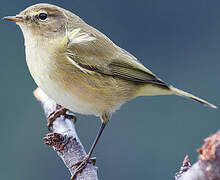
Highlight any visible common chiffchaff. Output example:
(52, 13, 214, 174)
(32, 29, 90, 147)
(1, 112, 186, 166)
(4, 3, 217, 179)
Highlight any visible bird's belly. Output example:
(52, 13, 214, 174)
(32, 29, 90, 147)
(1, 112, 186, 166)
(41, 79, 100, 115)
(33, 71, 104, 116)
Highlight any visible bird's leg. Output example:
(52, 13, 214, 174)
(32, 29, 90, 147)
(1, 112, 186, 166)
(47, 104, 77, 130)
(71, 122, 107, 180)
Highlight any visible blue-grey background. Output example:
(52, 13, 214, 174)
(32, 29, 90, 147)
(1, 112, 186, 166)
(0, 0, 219, 179)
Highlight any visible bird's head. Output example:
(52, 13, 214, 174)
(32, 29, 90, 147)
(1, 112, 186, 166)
(3, 3, 80, 39)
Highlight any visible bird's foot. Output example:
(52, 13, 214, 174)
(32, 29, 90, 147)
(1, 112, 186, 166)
(47, 104, 77, 130)
(71, 155, 96, 180)
(43, 132, 71, 153)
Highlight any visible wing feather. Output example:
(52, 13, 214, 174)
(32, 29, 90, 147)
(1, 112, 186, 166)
(65, 27, 169, 88)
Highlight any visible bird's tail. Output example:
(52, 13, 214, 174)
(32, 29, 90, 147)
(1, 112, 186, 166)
(169, 86, 217, 109)
(137, 84, 217, 109)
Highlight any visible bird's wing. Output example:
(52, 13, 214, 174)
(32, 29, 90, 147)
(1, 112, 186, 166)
(65, 27, 169, 87)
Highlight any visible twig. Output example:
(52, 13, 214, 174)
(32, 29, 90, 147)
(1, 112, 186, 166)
(175, 155, 191, 180)
(175, 131, 220, 180)
(34, 88, 98, 180)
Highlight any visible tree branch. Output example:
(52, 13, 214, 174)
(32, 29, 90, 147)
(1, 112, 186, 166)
(34, 88, 98, 180)
(175, 131, 220, 180)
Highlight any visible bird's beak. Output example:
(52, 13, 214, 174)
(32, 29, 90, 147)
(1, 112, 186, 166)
(3, 16, 24, 23)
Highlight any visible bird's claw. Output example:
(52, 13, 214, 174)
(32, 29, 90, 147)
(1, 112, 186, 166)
(71, 156, 96, 180)
(47, 105, 77, 130)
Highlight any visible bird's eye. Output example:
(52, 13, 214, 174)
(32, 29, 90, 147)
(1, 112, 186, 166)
(39, 13, 47, 21)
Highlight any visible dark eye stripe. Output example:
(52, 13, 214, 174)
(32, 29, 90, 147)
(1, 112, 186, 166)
(39, 13, 47, 20)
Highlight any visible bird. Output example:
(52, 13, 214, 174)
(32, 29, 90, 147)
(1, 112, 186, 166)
(3, 3, 217, 179)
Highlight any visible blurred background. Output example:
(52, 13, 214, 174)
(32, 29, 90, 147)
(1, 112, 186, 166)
(0, 0, 219, 179)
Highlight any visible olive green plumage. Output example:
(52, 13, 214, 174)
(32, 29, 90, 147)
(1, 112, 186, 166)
(4, 3, 217, 121)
